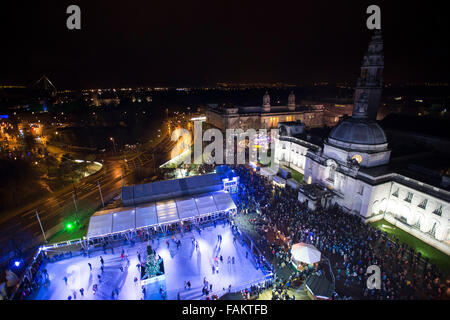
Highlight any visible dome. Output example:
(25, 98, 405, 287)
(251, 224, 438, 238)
(328, 118, 387, 146)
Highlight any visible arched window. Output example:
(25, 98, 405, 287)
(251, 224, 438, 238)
(430, 222, 437, 238)
(328, 164, 336, 182)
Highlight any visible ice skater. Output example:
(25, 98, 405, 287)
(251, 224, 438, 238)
(88, 263, 92, 271)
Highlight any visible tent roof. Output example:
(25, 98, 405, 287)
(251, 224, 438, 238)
(156, 200, 179, 224)
(135, 203, 158, 228)
(291, 243, 321, 264)
(86, 191, 236, 239)
(122, 173, 223, 205)
(305, 275, 334, 299)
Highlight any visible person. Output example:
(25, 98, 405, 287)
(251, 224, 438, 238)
(73, 291, 77, 300)
(137, 252, 141, 262)
(63, 276, 68, 285)
(232, 257, 235, 264)
(68, 295, 72, 300)
(246, 251, 249, 259)
(177, 292, 181, 300)
(134, 277, 138, 284)
(101, 265, 104, 273)
(220, 255, 223, 263)
(98, 274, 102, 283)
(88, 263, 92, 271)
(79, 288, 84, 297)
(100, 256, 104, 266)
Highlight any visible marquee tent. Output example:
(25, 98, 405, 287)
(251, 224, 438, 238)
(86, 191, 237, 239)
(291, 243, 321, 265)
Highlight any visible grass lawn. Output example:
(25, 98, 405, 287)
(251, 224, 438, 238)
(47, 207, 94, 244)
(371, 219, 450, 274)
(288, 167, 304, 183)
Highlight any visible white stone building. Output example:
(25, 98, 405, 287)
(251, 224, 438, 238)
(274, 30, 450, 255)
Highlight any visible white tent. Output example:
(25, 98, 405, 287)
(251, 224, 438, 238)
(156, 200, 179, 224)
(213, 192, 237, 211)
(86, 191, 237, 239)
(86, 211, 114, 238)
(195, 195, 218, 215)
(135, 203, 158, 229)
(112, 208, 136, 233)
(291, 243, 321, 265)
(176, 197, 199, 220)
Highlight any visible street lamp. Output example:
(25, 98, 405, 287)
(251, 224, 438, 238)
(110, 137, 117, 154)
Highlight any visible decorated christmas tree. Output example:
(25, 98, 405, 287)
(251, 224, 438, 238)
(141, 245, 164, 280)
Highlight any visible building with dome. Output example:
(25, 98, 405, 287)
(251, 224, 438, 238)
(274, 30, 450, 254)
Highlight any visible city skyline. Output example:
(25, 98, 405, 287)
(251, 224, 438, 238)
(1, 1, 450, 89)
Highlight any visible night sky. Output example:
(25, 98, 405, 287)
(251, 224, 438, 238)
(1, 1, 449, 89)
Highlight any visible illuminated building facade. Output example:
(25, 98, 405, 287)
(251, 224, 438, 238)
(274, 31, 450, 254)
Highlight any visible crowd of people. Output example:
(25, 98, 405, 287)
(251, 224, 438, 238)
(234, 165, 450, 300)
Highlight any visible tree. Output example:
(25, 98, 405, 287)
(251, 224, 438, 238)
(142, 246, 164, 280)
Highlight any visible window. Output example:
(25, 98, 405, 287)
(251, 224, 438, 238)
(429, 222, 437, 237)
(404, 192, 413, 203)
(433, 205, 443, 216)
(418, 199, 428, 209)
(392, 188, 399, 198)
(328, 165, 336, 182)
(358, 185, 364, 195)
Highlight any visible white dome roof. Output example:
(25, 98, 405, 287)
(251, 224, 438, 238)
(328, 118, 387, 146)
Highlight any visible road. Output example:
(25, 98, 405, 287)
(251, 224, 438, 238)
(0, 124, 177, 265)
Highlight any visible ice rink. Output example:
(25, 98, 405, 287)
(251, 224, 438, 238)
(33, 223, 269, 300)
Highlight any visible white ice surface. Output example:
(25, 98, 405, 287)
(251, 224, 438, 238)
(34, 224, 267, 300)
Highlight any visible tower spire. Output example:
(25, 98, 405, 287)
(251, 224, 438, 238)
(262, 91, 271, 112)
(288, 91, 295, 111)
(353, 30, 384, 120)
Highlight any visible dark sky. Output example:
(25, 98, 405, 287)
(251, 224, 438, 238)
(1, 1, 449, 89)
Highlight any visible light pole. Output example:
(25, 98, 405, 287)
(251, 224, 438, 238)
(98, 180, 105, 208)
(110, 137, 117, 155)
(72, 192, 80, 223)
(36, 210, 47, 243)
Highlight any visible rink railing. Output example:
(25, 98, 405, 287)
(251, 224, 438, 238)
(204, 273, 274, 300)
